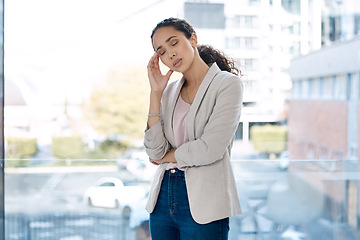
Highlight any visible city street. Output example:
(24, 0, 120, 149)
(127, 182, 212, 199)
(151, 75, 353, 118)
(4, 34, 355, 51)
(4, 161, 283, 240)
(4, 160, 359, 240)
(5, 166, 148, 240)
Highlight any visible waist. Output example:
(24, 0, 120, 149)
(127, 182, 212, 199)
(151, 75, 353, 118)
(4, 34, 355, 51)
(165, 168, 184, 177)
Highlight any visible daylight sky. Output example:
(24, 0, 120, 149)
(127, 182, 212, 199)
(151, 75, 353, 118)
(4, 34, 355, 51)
(5, 0, 182, 104)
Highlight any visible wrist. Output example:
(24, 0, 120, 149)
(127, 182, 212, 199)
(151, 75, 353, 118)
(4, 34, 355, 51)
(150, 90, 163, 98)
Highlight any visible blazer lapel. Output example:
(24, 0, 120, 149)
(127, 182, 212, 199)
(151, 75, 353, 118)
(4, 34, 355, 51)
(187, 63, 221, 140)
(164, 78, 185, 148)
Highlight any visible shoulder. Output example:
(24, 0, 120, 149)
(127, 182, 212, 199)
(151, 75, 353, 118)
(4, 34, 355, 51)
(213, 71, 243, 92)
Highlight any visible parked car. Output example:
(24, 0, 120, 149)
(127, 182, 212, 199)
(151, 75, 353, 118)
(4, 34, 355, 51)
(118, 149, 157, 181)
(83, 177, 145, 215)
(124, 191, 150, 229)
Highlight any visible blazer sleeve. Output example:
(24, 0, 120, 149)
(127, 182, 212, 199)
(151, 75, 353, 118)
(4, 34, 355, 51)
(143, 84, 174, 160)
(175, 75, 243, 168)
(144, 120, 171, 160)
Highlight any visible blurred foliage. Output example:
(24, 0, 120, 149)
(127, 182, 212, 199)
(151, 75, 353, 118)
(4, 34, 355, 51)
(5, 137, 37, 167)
(84, 67, 149, 141)
(52, 136, 85, 159)
(51, 136, 130, 165)
(97, 138, 128, 156)
(84, 138, 130, 160)
(250, 124, 287, 155)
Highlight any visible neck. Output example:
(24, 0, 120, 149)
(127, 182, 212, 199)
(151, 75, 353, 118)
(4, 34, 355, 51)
(182, 55, 209, 86)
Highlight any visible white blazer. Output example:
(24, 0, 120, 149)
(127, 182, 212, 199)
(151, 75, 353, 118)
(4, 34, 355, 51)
(144, 63, 243, 224)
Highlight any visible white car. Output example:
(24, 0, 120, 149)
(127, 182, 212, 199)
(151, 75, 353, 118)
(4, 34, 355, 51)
(83, 177, 145, 215)
(125, 191, 150, 229)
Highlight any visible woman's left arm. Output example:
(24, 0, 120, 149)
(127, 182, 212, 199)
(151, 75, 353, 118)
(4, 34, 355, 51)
(175, 76, 243, 168)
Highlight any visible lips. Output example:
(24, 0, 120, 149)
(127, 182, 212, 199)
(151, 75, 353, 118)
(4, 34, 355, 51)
(173, 58, 182, 67)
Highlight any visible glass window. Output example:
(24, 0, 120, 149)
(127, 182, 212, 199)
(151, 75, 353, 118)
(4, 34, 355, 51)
(232, 15, 241, 28)
(3, 1, 360, 239)
(292, 80, 299, 98)
(227, 37, 241, 49)
(304, 78, 313, 99)
(292, 80, 303, 99)
(184, 2, 225, 29)
(309, 78, 321, 99)
(334, 74, 347, 100)
(245, 37, 258, 49)
(249, 0, 260, 6)
(245, 16, 252, 28)
(322, 76, 333, 99)
(100, 182, 115, 187)
(244, 16, 259, 28)
(245, 59, 253, 71)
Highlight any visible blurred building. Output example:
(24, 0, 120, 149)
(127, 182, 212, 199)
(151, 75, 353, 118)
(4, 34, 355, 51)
(5, 77, 75, 149)
(4, 78, 29, 138)
(288, 35, 360, 230)
(322, 0, 360, 46)
(287, 0, 360, 229)
(182, 0, 322, 143)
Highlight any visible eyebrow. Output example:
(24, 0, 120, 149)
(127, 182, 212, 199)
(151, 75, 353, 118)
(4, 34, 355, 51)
(155, 36, 177, 52)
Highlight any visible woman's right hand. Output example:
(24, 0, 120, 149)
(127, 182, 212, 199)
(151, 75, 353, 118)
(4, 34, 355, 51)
(147, 52, 173, 94)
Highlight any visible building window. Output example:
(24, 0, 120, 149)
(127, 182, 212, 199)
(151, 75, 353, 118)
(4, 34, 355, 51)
(231, 15, 259, 29)
(302, 79, 309, 99)
(226, 37, 241, 49)
(309, 78, 321, 99)
(249, 0, 260, 6)
(319, 77, 324, 98)
(307, 78, 313, 99)
(354, 14, 360, 35)
(245, 16, 259, 28)
(329, 16, 341, 42)
(232, 15, 241, 28)
(334, 74, 347, 100)
(282, 0, 300, 15)
(244, 80, 257, 96)
(245, 37, 258, 49)
(184, 2, 225, 29)
(323, 76, 333, 99)
(226, 37, 258, 50)
(292, 80, 302, 99)
(243, 58, 259, 72)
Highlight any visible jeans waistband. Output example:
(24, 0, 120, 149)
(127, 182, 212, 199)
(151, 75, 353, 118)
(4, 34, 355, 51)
(165, 168, 184, 176)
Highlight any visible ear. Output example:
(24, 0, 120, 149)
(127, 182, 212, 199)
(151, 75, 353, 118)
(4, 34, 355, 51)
(190, 33, 198, 48)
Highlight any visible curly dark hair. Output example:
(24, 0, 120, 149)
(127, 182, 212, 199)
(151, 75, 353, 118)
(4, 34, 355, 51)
(197, 44, 240, 76)
(151, 18, 240, 76)
(151, 17, 195, 39)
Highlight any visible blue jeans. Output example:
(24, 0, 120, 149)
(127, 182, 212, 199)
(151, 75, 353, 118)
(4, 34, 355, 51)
(150, 169, 229, 240)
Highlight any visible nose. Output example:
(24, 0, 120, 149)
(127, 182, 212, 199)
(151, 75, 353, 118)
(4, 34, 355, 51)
(169, 52, 176, 59)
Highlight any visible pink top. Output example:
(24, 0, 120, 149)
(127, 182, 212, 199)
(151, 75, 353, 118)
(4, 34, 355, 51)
(166, 94, 191, 170)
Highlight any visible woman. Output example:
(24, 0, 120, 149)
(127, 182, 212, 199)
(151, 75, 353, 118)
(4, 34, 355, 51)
(144, 18, 243, 240)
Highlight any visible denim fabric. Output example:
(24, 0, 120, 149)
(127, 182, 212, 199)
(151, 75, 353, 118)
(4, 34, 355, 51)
(150, 169, 229, 240)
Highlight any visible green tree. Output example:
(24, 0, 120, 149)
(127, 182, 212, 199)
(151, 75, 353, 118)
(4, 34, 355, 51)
(85, 67, 149, 141)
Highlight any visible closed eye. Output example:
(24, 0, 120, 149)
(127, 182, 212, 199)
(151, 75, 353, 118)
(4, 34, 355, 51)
(158, 41, 178, 56)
